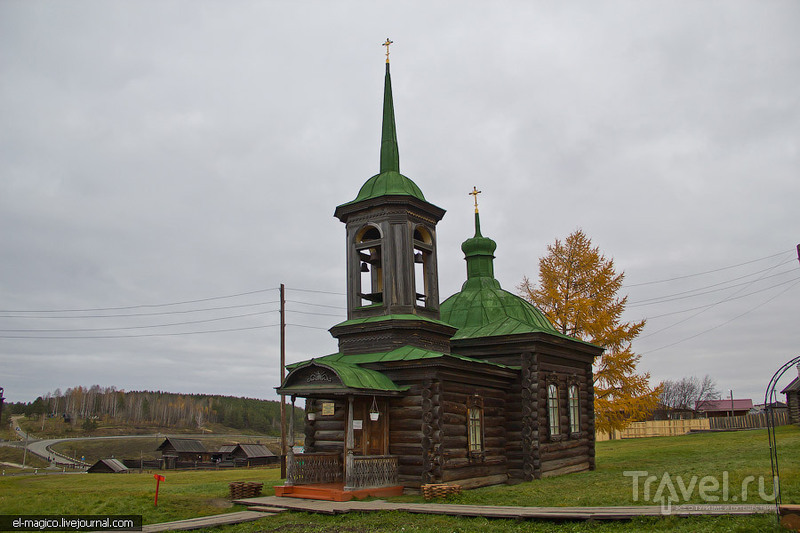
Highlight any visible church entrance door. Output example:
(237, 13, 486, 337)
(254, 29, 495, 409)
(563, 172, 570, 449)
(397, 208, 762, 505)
(353, 397, 388, 455)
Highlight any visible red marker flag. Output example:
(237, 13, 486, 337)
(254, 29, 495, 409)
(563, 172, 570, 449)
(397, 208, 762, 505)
(154, 474, 165, 506)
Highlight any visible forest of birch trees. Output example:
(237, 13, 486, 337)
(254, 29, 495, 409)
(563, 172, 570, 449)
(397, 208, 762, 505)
(6, 385, 298, 434)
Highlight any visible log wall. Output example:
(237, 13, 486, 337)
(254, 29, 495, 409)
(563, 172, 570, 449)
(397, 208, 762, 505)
(303, 398, 346, 454)
(536, 357, 595, 477)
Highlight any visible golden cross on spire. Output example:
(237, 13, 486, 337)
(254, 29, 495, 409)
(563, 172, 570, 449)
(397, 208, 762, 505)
(469, 186, 482, 213)
(382, 38, 393, 63)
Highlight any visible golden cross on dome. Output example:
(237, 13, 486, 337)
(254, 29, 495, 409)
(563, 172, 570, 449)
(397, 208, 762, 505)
(469, 186, 482, 213)
(383, 38, 393, 63)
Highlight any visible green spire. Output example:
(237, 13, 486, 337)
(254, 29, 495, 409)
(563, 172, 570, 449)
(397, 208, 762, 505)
(380, 63, 400, 173)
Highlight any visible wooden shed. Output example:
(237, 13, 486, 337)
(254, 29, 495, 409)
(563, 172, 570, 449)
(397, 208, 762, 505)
(275, 58, 602, 501)
(218, 443, 277, 465)
(156, 437, 210, 463)
(87, 458, 129, 473)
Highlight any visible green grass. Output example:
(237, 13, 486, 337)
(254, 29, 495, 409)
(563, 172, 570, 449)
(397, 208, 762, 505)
(0, 445, 50, 470)
(1, 426, 797, 532)
(0, 467, 281, 523)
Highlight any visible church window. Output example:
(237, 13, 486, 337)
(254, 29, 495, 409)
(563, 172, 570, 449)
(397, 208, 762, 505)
(568, 385, 580, 434)
(466, 395, 484, 460)
(413, 225, 433, 308)
(548, 383, 560, 437)
(356, 225, 383, 307)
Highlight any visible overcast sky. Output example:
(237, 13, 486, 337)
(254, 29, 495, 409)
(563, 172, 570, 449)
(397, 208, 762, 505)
(2, 1, 798, 406)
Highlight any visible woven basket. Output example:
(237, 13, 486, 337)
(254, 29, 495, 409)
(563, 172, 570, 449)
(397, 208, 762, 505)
(421, 483, 462, 499)
(229, 481, 263, 499)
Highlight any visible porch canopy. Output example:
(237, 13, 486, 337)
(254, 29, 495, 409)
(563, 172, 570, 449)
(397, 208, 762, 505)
(276, 357, 409, 398)
(276, 355, 412, 493)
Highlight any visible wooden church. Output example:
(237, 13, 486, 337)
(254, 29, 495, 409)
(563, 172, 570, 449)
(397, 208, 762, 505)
(276, 47, 603, 500)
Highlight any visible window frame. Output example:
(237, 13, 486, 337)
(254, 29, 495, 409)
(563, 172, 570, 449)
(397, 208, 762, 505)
(568, 384, 580, 435)
(466, 394, 485, 462)
(547, 382, 560, 438)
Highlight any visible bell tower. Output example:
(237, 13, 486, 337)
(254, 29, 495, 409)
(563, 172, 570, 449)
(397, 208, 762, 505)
(331, 44, 455, 355)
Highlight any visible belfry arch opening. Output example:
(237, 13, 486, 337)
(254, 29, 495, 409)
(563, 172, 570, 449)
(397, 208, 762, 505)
(356, 225, 383, 307)
(413, 225, 433, 308)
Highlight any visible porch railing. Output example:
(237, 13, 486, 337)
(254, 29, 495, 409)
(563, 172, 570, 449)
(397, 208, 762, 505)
(345, 454, 399, 489)
(286, 453, 342, 485)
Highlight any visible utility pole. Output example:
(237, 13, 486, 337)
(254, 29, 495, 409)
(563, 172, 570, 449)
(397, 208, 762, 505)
(21, 431, 28, 470)
(279, 284, 287, 478)
(729, 389, 735, 418)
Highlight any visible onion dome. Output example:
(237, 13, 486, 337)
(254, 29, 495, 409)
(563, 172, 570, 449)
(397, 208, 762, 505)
(440, 211, 558, 339)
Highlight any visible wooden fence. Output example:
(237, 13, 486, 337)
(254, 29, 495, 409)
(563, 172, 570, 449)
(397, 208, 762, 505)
(708, 411, 788, 430)
(596, 411, 790, 441)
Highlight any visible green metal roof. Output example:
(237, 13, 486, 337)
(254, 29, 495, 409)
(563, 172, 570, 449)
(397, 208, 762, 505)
(331, 313, 454, 330)
(287, 345, 516, 377)
(282, 359, 408, 393)
(348, 170, 426, 204)
(441, 285, 559, 340)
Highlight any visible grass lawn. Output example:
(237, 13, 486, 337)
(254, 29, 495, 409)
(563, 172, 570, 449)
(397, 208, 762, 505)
(1, 426, 798, 532)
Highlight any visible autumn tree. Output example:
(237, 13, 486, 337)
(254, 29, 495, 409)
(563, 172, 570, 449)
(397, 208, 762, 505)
(518, 229, 660, 434)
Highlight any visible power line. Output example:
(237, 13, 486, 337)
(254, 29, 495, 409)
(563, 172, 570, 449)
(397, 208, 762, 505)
(285, 286, 346, 296)
(0, 288, 279, 314)
(643, 279, 800, 354)
(623, 249, 793, 287)
(0, 301, 280, 320)
(286, 300, 346, 310)
(0, 310, 278, 334)
(638, 274, 797, 340)
(639, 275, 800, 320)
(0, 324, 280, 340)
(286, 323, 331, 331)
(628, 266, 797, 307)
(285, 309, 345, 318)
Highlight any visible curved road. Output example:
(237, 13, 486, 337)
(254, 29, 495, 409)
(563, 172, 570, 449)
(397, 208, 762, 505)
(5, 418, 278, 469)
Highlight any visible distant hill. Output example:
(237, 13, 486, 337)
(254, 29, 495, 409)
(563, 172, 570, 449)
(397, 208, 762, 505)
(5, 386, 302, 436)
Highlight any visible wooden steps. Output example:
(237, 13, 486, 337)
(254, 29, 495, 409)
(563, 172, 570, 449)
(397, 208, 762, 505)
(274, 482, 404, 502)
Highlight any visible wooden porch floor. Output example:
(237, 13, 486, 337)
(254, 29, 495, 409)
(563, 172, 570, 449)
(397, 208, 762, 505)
(274, 482, 404, 502)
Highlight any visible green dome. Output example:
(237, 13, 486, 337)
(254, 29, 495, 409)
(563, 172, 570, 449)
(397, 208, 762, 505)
(353, 170, 426, 203)
(440, 211, 557, 340)
(441, 284, 558, 339)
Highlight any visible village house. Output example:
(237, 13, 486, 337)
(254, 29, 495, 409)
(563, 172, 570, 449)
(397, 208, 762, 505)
(217, 443, 277, 466)
(87, 458, 129, 474)
(695, 399, 754, 418)
(156, 437, 210, 468)
(781, 364, 800, 424)
(276, 49, 602, 501)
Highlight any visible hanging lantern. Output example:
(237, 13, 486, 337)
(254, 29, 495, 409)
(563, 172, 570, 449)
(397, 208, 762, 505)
(369, 396, 380, 421)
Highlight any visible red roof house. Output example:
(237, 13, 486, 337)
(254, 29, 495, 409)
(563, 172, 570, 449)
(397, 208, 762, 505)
(695, 399, 753, 418)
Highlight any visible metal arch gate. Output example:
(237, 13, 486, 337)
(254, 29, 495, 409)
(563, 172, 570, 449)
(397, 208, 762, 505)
(765, 355, 800, 522)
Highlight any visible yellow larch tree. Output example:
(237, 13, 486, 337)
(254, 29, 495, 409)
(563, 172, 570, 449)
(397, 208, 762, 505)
(518, 229, 661, 434)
